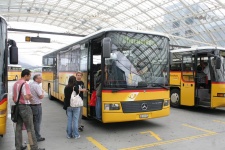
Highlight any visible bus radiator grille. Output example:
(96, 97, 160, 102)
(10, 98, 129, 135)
(121, 100, 163, 113)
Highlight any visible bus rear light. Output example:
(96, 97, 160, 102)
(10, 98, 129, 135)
(164, 100, 170, 106)
(0, 109, 7, 115)
(104, 103, 120, 110)
(217, 93, 225, 97)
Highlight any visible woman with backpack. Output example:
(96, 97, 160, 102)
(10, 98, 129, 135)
(63, 75, 81, 139)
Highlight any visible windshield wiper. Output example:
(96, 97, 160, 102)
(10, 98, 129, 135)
(151, 83, 169, 90)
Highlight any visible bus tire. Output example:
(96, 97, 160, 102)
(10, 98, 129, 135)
(15, 76, 18, 80)
(170, 89, 180, 108)
(48, 85, 54, 100)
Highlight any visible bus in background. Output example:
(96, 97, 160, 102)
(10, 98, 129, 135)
(7, 64, 22, 81)
(42, 28, 170, 123)
(0, 16, 18, 137)
(170, 46, 225, 108)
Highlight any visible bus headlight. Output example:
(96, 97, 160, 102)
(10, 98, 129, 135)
(104, 103, 120, 110)
(164, 100, 170, 106)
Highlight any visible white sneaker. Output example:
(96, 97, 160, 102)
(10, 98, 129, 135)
(75, 135, 80, 139)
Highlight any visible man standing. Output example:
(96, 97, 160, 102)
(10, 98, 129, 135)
(76, 71, 88, 132)
(30, 74, 45, 142)
(12, 69, 45, 150)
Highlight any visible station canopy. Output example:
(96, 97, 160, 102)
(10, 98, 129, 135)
(1, 0, 225, 48)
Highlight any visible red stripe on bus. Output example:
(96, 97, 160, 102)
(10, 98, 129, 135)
(212, 82, 225, 84)
(0, 97, 7, 105)
(102, 89, 167, 93)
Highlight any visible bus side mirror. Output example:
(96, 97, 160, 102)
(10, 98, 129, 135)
(102, 37, 111, 58)
(8, 39, 18, 64)
(9, 46, 18, 64)
(215, 57, 221, 69)
(169, 52, 173, 64)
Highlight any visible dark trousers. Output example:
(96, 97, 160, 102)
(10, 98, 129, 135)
(31, 105, 42, 140)
(15, 105, 38, 150)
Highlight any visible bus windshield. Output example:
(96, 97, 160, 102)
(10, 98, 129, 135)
(105, 32, 169, 88)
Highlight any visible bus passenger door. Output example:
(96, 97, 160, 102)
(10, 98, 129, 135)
(180, 55, 195, 106)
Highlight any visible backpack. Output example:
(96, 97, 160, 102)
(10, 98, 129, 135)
(70, 88, 83, 107)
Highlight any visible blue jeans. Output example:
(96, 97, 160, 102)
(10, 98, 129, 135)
(30, 105, 42, 140)
(66, 107, 80, 138)
(95, 97, 102, 119)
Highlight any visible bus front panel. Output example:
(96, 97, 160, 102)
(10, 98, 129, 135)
(101, 89, 170, 123)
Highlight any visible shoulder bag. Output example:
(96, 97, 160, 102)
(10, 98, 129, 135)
(11, 82, 25, 123)
(70, 87, 83, 107)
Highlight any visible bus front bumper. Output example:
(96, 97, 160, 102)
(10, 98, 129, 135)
(102, 107, 170, 123)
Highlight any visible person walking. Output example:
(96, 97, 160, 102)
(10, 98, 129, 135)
(75, 71, 88, 132)
(29, 74, 45, 142)
(12, 69, 45, 150)
(63, 75, 81, 139)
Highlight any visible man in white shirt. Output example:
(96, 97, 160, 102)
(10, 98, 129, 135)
(29, 74, 45, 142)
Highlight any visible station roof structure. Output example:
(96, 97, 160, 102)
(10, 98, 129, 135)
(1, 0, 225, 48)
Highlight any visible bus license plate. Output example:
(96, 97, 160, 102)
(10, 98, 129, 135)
(140, 114, 149, 118)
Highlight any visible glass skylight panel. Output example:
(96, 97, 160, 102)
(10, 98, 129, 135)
(125, 7, 141, 16)
(78, 5, 92, 13)
(94, 3, 107, 10)
(58, 0, 71, 6)
(103, 0, 118, 7)
(115, 13, 127, 20)
(86, 1, 99, 8)
(123, 18, 137, 26)
(135, 14, 150, 22)
(146, 20, 158, 27)
(68, 2, 81, 10)
(112, 3, 127, 11)
(139, 1, 155, 9)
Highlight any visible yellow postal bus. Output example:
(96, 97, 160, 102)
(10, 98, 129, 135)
(7, 64, 22, 81)
(0, 16, 18, 137)
(42, 28, 170, 123)
(170, 46, 225, 108)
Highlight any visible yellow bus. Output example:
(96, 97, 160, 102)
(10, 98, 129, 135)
(170, 46, 225, 108)
(42, 28, 170, 123)
(0, 16, 18, 137)
(7, 64, 22, 81)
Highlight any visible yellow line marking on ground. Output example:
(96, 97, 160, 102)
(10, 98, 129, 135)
(87, 137, 108, 150)
(119, 133, 216, 150)
(182, 124, 216, 134)
(213, 120, 225, 124)
(120, 124, 217, 150)
(140, 131, 162, 141)
(27, 144, 30, 150)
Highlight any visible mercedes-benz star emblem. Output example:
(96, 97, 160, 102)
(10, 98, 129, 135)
(141, 103, 148, 110)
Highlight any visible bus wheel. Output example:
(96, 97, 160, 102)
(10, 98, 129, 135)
(170, 89, 180, 108)
(48, 86, 54, 100)
(15, 76, 18, 80)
